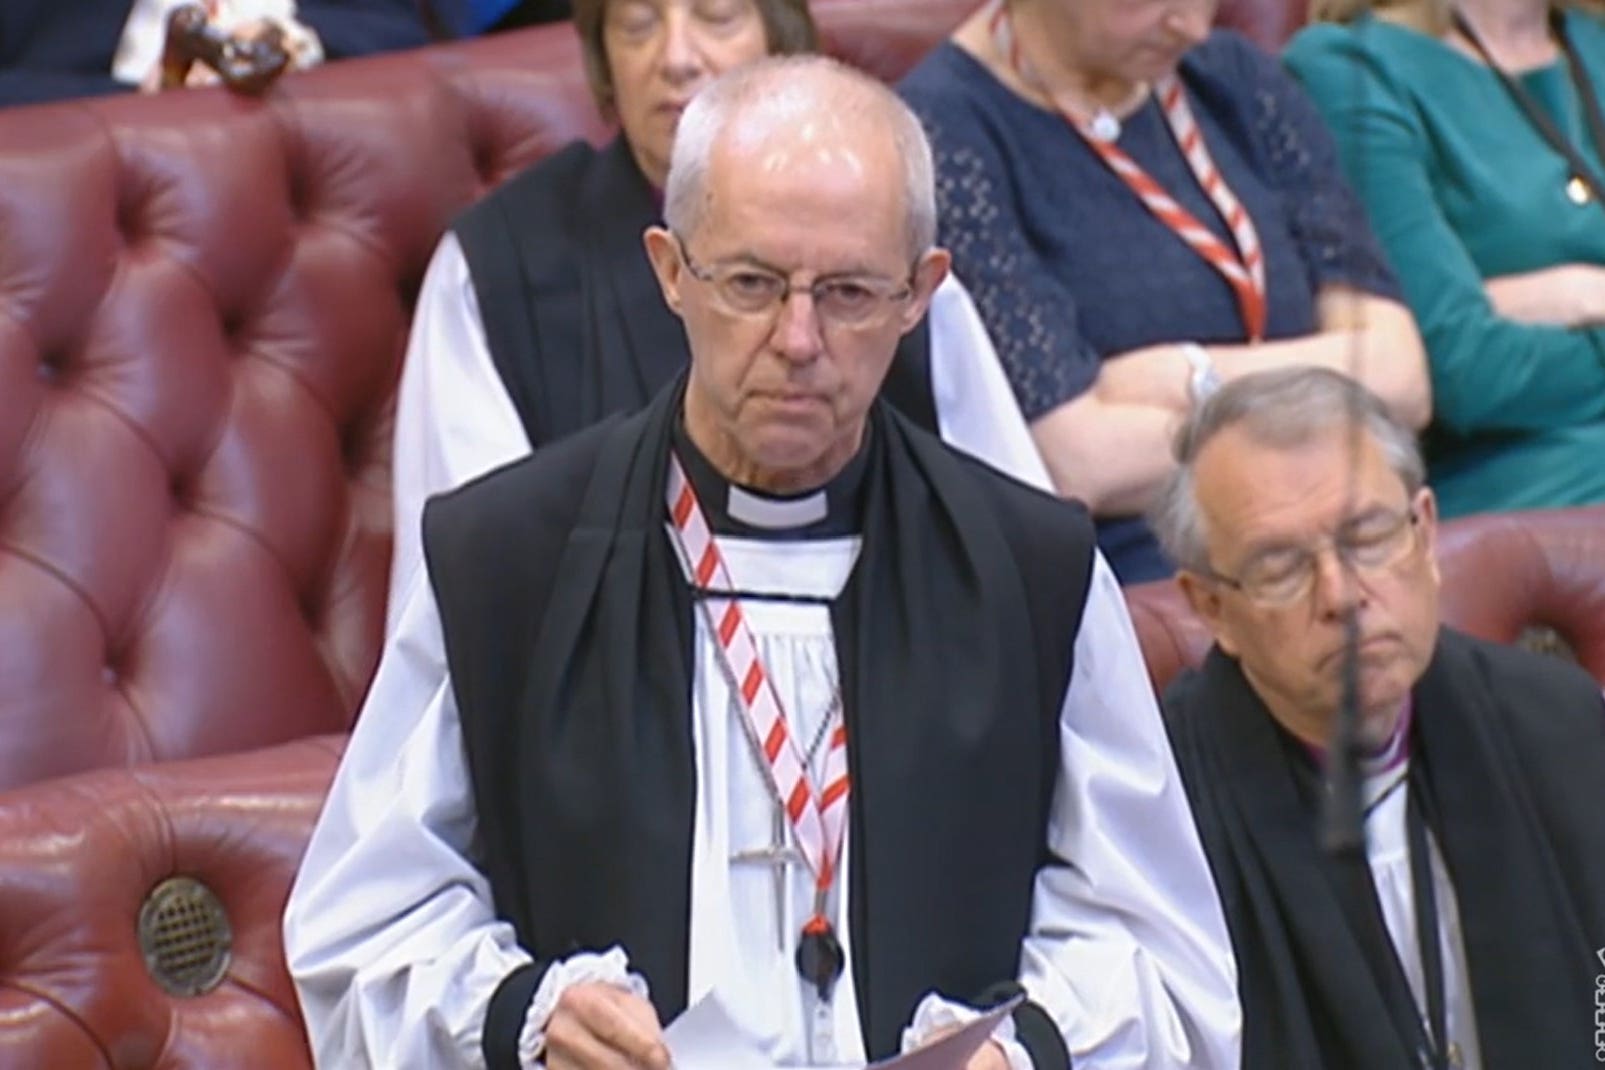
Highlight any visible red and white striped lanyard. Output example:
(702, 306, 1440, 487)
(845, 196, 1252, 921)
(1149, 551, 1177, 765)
(988, 0, 1267, 340)
(665, 455, 850, 919)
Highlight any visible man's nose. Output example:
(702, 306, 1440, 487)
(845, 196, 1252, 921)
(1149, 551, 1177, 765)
(768, 289, 825, 362)
(1312, 547, 1365, 619)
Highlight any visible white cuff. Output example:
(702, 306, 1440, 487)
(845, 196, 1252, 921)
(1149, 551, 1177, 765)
(901, 992, 1034, 1070)
(516, 946, 651, 1068)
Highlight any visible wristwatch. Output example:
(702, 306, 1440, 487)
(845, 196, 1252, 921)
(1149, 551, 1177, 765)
(1180, 342, 1221, 405)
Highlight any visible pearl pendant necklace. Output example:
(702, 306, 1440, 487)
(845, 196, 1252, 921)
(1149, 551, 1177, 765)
(1087, 108, 1122, 142)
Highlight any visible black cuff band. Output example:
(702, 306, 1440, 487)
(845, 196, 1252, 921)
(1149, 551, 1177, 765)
(973, 981, 1072, 1070)
(483, 960, 549, 1070)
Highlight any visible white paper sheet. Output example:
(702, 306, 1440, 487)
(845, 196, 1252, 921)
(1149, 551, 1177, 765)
(663, 991, 1023, 1070)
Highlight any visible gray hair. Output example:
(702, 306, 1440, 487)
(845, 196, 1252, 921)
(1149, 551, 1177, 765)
(1149, 367, 1426, 572)
(662, 54, 938, 261)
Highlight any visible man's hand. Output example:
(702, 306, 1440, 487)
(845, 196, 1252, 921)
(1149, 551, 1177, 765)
(545, 981, 670, 1070)
(917, 1023, 1012, 1070)
(965, 1039, 1011, 1069)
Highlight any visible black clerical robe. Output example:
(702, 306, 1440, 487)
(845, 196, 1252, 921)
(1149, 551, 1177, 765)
(1164, 629, 1605, 1069)
(422, 378, 1093, 1068)
(452, 135, 939, 449)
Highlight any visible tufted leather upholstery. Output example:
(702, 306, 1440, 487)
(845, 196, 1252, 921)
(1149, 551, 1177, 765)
(1124, 504, 1605, 696)
(0, 89, 411, 790)
(0, 29, 585, 794)
(1432, 505, 1605, 681)
(0, 734, 344, 1069)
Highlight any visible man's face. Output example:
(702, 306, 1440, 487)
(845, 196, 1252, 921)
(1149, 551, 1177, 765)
(603, 0, 769, 189)
(1178, 425, 1441, 749)
(645, 122, 947, 491)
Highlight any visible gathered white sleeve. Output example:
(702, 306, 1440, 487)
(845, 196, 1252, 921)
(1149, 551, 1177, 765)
(902, 994, 1033, 1070)
(284, 568, 534, 1068)
(926, 276, 1052, 493)
(1020, 552, 1242, 1069)
(387, 232, 533, 637)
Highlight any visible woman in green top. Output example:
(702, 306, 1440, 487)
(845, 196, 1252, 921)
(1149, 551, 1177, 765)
(1285, 0, 1605, 517)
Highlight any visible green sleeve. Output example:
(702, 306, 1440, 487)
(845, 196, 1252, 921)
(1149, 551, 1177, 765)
(1285, 25, 1605, 436)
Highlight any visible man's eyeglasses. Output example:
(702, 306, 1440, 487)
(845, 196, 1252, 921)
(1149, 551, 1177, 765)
(673, 233, 914, 329)
(1199, 505, 1422, 607)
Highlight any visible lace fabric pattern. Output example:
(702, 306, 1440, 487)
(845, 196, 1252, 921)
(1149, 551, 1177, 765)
(901, 32, 1400, 422)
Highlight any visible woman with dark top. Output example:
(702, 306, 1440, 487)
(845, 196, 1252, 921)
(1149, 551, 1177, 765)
(901, 0, 1430, 582)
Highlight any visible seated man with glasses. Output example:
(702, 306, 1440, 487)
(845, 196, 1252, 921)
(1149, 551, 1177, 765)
(286, 54, 1241, 1070)
(1150, 366, 1605, 1070)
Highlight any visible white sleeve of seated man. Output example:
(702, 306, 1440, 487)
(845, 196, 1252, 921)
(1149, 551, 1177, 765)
(387, 232, 532, 637)
(1004, 551, 1242, 1068)
(926, 275, 1052, 493)
(283, 568, 535, 1068)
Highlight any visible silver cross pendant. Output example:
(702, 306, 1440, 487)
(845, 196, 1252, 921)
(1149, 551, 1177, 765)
(730, 808, 805, 951)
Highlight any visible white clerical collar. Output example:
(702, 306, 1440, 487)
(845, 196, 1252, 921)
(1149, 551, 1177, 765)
(671, 420, 868, 539)
(725, 484, 828, 529)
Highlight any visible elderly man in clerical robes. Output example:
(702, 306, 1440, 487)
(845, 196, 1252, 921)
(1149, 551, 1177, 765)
(285, 56, 1240, 1070)
(1153, 366, 1605, 1070)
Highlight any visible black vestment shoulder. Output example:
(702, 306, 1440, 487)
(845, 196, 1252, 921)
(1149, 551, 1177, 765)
(1163, 628, 1605, 1069)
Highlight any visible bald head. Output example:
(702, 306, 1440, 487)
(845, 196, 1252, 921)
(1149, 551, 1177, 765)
(663, 55, 937, 261)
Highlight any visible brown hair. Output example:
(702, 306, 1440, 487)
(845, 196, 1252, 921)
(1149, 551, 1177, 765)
(572, 0, 818, 116)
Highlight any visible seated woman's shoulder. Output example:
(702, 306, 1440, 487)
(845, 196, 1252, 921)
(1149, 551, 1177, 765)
(1185, 27, 1302, 85)
(1284, 17, 1386, 67)
(898, 39, 975, 101)
(1565, 3, 1605, 41)
(897, 41, 997, 135)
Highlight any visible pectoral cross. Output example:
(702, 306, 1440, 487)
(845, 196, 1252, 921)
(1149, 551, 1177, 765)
(730, 807, 805, 951)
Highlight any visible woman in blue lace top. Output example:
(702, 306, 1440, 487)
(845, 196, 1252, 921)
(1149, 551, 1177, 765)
(901, 0, 1428, 581)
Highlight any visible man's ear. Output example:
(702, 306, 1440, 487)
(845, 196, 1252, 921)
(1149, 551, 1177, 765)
(898, 246, 951, 334)
(1415, 485, 1441, 586)
(642, 226, 686, 316)
(1177, 570, 1239, 658)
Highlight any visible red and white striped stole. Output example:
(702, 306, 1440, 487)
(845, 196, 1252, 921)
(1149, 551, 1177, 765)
(665, 454, 850, 897)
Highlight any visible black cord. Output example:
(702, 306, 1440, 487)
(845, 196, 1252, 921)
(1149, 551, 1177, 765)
(1407, 784, 1450, 1070)
(688, 585, 835, 607)
(1451, 6, 1605, 208)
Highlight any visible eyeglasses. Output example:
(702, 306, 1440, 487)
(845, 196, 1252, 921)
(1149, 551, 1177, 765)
(1200, 505, 1422, 608)
(673, 233, 914, 329)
